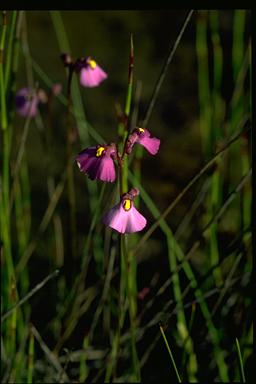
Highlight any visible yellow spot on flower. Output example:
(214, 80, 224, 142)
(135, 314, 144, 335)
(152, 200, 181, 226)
(96, 146, 105, 157)
(123, 199, 131, 211)
(138, 127, 145, 133)
(87, 59, 97, 69)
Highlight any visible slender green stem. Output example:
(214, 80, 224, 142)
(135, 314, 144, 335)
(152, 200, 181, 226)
(55, 183, 106, 315)
(232, 10, 246, 83)
(50, 10, 98, 211)
(159, 324, 182, 383)
(120, 33, 134, 192)
(9, 102, 35, 212)
(106, 33, 140, 382)
(79, 335, 89, 382)
(1, 10, 18, 360)
(0, 11, 7, 130)
(120, 33, 140, 382)
(105, 238, 127, 382)
(66, 65, 77, 259)
(235, 338, 246, 383)
(4, 11, 17, 92)
(15, 172, 66, 277)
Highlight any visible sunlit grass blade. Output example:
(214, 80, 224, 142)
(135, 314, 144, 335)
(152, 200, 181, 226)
(79, 335, 89, 383)
(159, 323, 182, 383)
(235, 337, 246, 383)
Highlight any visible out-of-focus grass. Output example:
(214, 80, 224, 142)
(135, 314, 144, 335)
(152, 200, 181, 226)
(1, 9, 252, 384)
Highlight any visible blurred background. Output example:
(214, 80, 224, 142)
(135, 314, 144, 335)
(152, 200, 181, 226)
(1, 10, 252, 383)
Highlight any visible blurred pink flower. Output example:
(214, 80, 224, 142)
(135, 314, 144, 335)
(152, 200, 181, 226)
(103, 188, 147, 234)
(51, 83, 62, 96)
(125, 127, 160, 155)
(15, 87, 40, 118)
(77, 57, 107, 88)
(76, 143, 116, 182)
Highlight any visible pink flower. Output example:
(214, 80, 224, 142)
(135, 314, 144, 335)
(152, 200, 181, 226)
(15, 87, 40, 117)
(51, 83, 62, 96)
(76, 57, 107, 88)
(125, 127, 160, 155)
(103, 188, 147, 234)
(76, 143, 116, 182)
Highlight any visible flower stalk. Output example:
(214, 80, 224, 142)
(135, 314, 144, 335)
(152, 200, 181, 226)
(66, 63, 77, 259)
(73, 34, 160, 382)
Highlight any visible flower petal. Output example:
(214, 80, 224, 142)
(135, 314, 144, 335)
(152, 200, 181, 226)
(103, 203, 128, 233)
(125, 206, 147, 233)
(93, 157, 116, 182)
(80, 66, 107, 88)
(137, 136, 160, 155)
(103, 203, 147, 234)
(76, 146, 115, 182)
(136, 128, 160, 155)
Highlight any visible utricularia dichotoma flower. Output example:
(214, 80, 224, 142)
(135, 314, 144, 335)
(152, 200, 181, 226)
(15, 87, 43, 117)
(76, 143, 117, 182)
(76, 128, 160, 234)
(15, 85, 60, 118)
(125, 127, 160, 155)
(61, 53, 107, 88)
(75, 57, 108, 88)
(102, 188, 147, 234)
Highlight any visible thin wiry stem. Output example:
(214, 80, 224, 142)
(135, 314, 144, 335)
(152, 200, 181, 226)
(159, 324, 182, 383)
(15, 172, 66, 276)
(211, 253, 243, 316)
(120, 271, 249, 368)
(142, 10, 194, 127)
(182, 168, 251, 263)
(133, 119, 250, 255)
(9, 88, 38, 213)
(236, 337, 246, 383)
(1, 270, 59, 322)
(31, 324, 70, 383)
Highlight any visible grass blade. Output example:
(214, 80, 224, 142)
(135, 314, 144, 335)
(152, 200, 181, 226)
(159, 323, 182, 383)
(235, 337, 246, 383)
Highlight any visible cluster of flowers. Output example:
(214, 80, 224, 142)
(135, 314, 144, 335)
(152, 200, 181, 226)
(14, 56, 160, 234)
(77, 126, 160, 233)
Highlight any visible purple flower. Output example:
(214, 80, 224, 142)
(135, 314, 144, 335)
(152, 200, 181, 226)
(76, 143, 116, 182)
(15, 87, 40, 118)
(125, 127, 160, 155)
(103, 188, 147, 234)
(76, 57, 107, 88)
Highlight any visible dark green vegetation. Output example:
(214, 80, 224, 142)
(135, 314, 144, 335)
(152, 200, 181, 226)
(1, 10, 252, 383)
